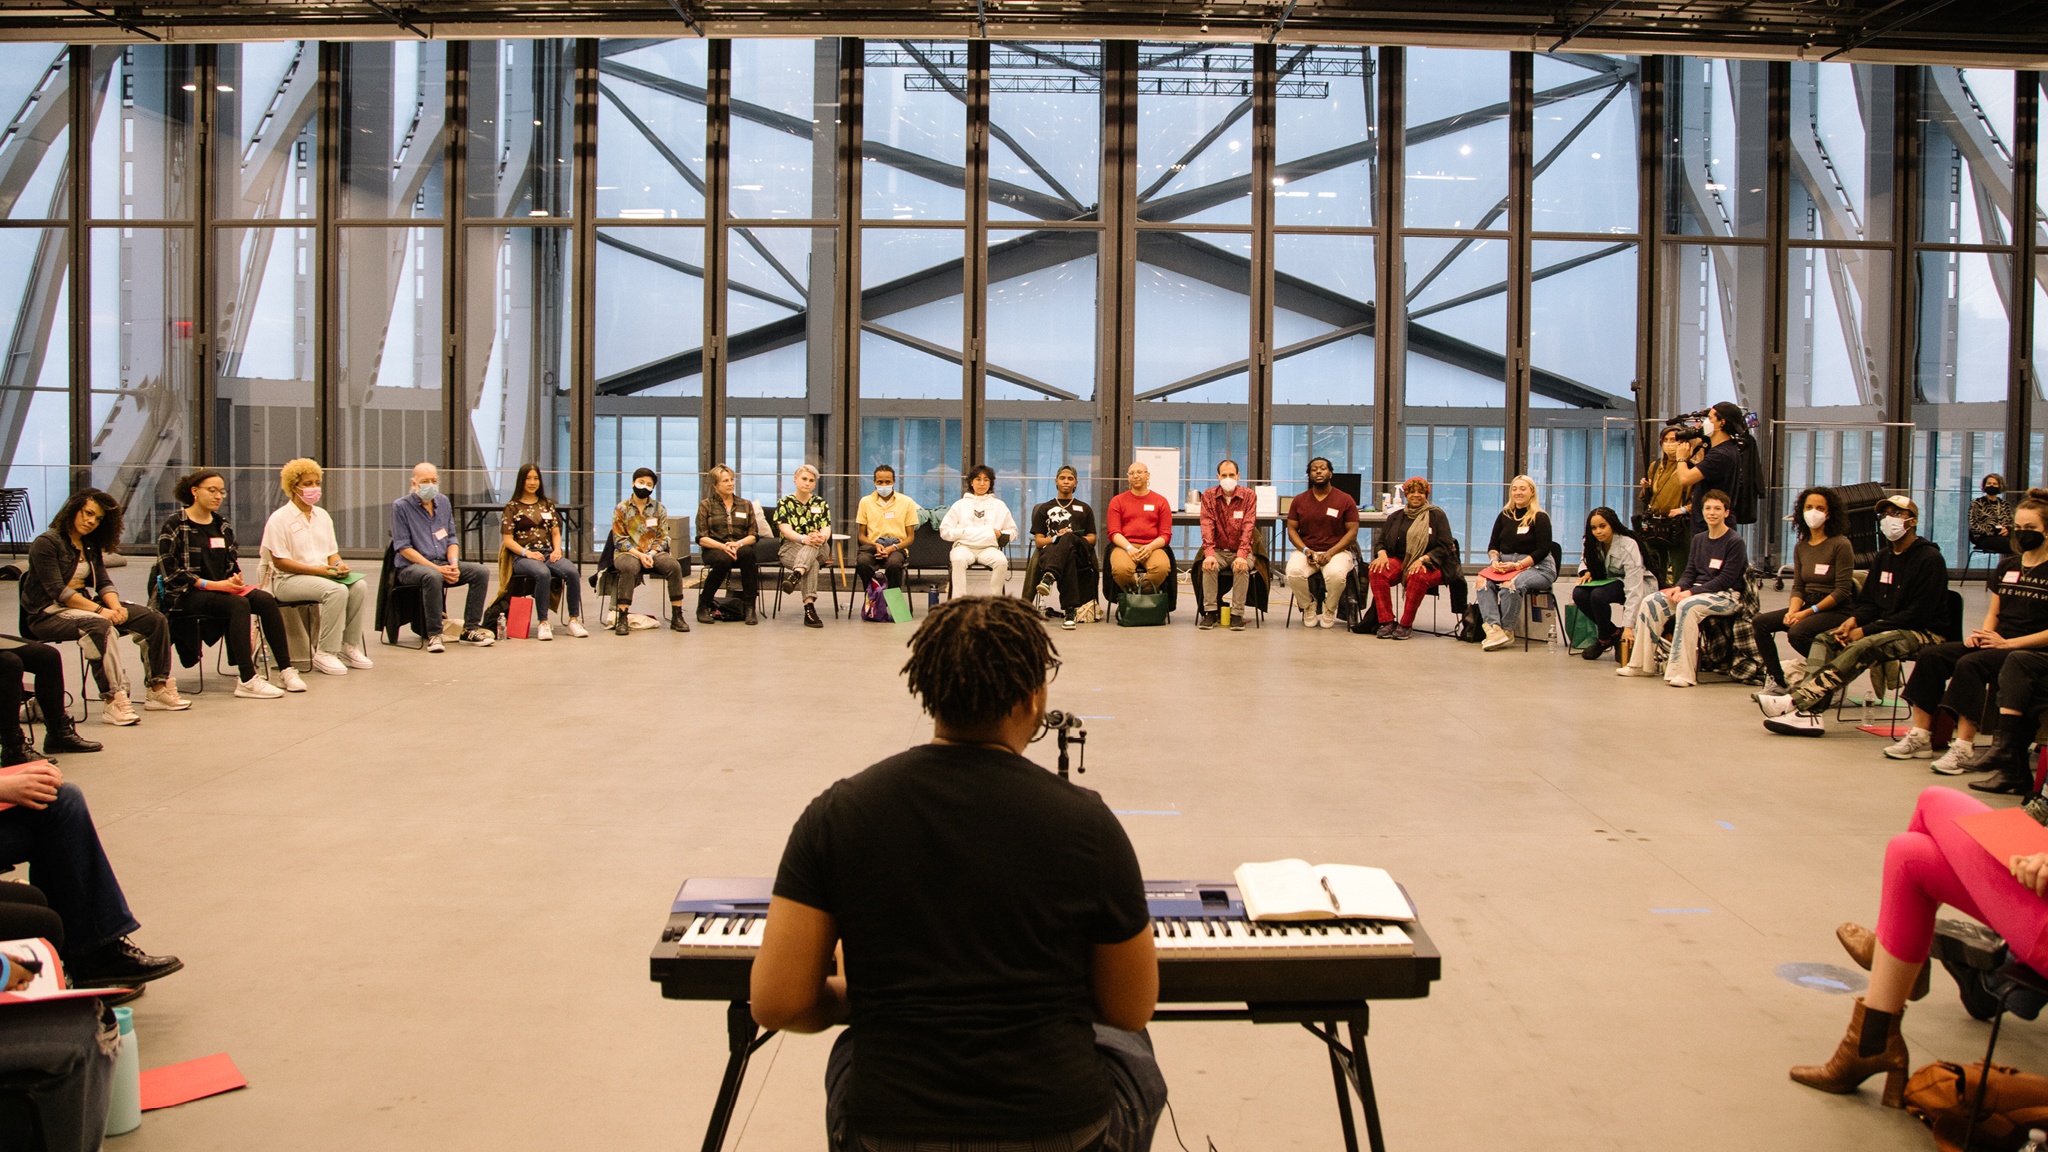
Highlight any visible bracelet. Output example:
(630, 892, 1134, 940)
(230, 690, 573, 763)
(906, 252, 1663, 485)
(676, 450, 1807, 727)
(0, 954, 12, 992)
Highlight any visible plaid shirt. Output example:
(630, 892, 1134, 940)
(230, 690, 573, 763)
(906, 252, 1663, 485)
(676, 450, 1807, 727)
(698, 495, 760, 544)
(1198, 484, 1258, 558)
(1691, 567, 1766, 685)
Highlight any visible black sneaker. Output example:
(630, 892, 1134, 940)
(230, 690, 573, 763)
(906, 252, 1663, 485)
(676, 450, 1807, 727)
(1197, 611, 1218, 630)
(1062, 609, 1077, 631)
(780, 569, 803, 595)
(696, 603, 717, 625)
(459, 628, 496, 647)
(1392, 625, 1413, 640)
(1375, 623, 1395, 639)
(1228, 614, 1245, 631)
(66, 937, 184, 989)
(1036, 575, 1057, 600)
(804, 603, 823, 629)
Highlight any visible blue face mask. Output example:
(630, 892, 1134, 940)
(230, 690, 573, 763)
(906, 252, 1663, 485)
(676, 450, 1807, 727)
(416, 482, 440, 504)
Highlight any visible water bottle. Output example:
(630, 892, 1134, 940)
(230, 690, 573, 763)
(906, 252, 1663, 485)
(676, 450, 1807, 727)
(106, 1005, 141, 1135)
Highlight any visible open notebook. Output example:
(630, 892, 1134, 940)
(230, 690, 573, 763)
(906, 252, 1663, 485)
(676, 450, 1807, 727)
(1232, 860, 1415, 922)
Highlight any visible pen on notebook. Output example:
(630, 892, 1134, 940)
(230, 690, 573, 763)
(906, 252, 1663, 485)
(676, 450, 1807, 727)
(1319, 876, 1342, 913)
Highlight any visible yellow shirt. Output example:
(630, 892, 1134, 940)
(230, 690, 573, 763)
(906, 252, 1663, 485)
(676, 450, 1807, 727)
(856, 492, 922, 545)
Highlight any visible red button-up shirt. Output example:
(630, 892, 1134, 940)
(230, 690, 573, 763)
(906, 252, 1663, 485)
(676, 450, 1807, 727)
(1199, 485, 1258, 559)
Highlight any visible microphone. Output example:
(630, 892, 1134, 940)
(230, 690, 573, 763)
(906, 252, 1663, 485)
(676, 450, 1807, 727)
(1043, 710, 1085, 731)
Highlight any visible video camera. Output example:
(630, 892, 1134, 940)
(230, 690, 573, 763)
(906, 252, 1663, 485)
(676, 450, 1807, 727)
(1664, 405, 1759, 448)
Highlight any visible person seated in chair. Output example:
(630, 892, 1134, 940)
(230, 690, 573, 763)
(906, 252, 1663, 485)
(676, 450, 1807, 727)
(1030, 465, 1097, 631)
(1369, 476, 1455, 641)
(1284, 457, 1360, 628)
(855, 465, 920, 596)
(610, 467, 688, 636)
(501, 462, 586, 640)
(775, 464, 833, 630)
(751, 596, 1167, 1151)
(1570, 507, 1653, 662)
(1195, 459, 1259, 632)
(1617, 490, 1747, 687)
(22, 490, 180, 726)
(0, 635, 100, 764)
(157, 470, 301, 698)
(697, 464, 762, 626)
(1109, 461, 1174, 595)
(1970, 473, 2014, 558)
(262, 459, 373, 675)
(1752, 487, 1855, 695)
(0, 762, 180, 992)
(1475, 475, 1556, 652)
(940, 464, 1017, 598)
(391, 463, 494, 653)
(1758, 495, 1947, 737)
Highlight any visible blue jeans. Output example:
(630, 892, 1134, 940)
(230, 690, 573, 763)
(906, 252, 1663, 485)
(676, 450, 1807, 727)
(512, 556, 582, 621)
(395, 560, 491, 634)
(1476, 554, 1558, 628)
(0, 783, 138, 959)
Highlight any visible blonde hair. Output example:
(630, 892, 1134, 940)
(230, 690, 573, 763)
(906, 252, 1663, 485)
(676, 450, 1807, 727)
(707, 463, 735, 487)
(793, 463, 819, 483)
(1503, 475, 1542, 528)
(279, 458, 322, 495)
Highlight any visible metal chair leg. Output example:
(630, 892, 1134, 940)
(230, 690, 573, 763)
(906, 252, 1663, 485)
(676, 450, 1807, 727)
(1963, 988, 2012, 1152)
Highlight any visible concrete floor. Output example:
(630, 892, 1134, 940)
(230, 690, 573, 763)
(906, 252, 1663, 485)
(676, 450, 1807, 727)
(15, 569, 2041, 1151)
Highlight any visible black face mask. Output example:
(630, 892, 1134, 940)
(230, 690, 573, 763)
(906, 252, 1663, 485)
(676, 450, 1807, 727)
(632, 484, 654, 499)
(2018, 529, 2046, 553)
(1986, 486, 2004, 497)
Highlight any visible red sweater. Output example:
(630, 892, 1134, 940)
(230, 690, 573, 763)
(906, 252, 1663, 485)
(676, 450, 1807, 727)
(1107, 491, 1171, 546)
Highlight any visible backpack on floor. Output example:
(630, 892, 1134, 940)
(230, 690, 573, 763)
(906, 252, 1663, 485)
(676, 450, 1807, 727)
(1455, 604, 1486, 643)
(1904, 1061, 2048, 1152)
(712, 595, 749, 623)
(861, 577, 891, 622)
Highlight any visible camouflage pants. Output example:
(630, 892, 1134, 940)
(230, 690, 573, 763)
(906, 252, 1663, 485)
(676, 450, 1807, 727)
(1791, 628, 1940, 712)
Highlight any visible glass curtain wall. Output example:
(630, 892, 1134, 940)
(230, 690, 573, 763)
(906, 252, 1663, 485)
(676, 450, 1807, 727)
(0, 44, 71, 527)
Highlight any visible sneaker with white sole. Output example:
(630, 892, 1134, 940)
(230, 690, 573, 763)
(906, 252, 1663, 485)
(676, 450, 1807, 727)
(425, 634, 445, 653)
(460, 628, 495, 646)
(144, 683, 190, 711)
(279, 667, 308, 693)
(1883, 728, 1936, 760)
(1481, 626, 1515, 652)
(1765, 711, 1827, 737)
(341, 645, 374, 669)
(234, 676, 284, 699)
(1617, 665, 1658, 677)
(100, 691, 140, 726)
(311, 651, 349, 676)
(536, 621, 553, 641)
(1755, 692, 1798, 719)
(1665, 676, 1697, 688)
(1930, 742, 1976, 775)
(566, 618, 588, 638)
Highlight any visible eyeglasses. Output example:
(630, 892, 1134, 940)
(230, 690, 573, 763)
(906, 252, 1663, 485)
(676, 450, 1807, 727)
(1045, 655, 1062, 685)
(196, 485, 226, 496)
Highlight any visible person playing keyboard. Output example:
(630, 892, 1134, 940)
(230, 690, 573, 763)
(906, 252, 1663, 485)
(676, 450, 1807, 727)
(750, 595, 1167, 1151)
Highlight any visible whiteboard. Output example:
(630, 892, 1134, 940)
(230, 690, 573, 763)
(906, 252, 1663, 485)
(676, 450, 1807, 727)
(1132, 447, 1181, 513)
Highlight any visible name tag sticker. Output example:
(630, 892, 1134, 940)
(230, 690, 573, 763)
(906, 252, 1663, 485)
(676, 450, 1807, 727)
(2005, 571, 2022, 583)
(645, 518, 658, 529)
(1813, 563, 1830, 575)
(1881, 571, 1894, 584)
(1515, 525, 1529, 534)
(1328, 507, 1341, 518)
(1709, 558, 1723, 570)
(541, 512, 553, 522)
(433, 528, 448, 541)
(1144, 504, 1155, 512)
(1233, 511, 1244, 520)
(207, 537, 225, 549)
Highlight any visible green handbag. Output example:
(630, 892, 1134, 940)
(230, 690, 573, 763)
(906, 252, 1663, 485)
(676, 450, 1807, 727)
(1116, 590, 1170, 627)
(1562, 599, 1604, 650)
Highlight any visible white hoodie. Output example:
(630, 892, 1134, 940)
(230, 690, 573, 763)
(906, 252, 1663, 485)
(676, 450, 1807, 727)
(940, 493, 1018, 550)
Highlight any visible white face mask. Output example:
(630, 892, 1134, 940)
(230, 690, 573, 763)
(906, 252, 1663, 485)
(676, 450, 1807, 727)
(1219, 476, 1237, 492)
(875, 485, 894, 499)
(1879, 516, 1908, 542)
(1803, 508, 1827, 529)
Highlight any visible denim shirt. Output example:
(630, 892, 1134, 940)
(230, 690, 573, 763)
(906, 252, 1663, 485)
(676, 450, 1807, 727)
(392, 493, 458, 564)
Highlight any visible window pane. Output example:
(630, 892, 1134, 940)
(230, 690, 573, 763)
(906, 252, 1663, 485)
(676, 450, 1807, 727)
(1786, 246, 1892, 465)
(1137, 43, 1253, 228)
(1531, 53, 1638, 235)
(2030, 254, 2047, 488)
(598, 39, 707, 221)
(216, 43, 317, 221)
(987, 228, 1098, 517)
(1665, 58, 1771, 239)
(1273, 233, 1373, 490)
(1528, 238, 1638, 541)
(463, 227, 570, 495)
(335, 228, 442, 504)
(730, 39, 841, 220)
(339, 41, 446, 219)
(1920, 67, 2015, 245)
(1273, 46, 1376, 228)
(1789, 63, 1896, 243)
(90, 46, 199, 221)
(468, 39, 575, 219)
(1403, 48, 1508, 231)
(89, 226, 195, 538)
(594, 225, 704, 398)
(217, 225, 316, 471)
(861, 226, 964, 400)
(1916, 249, 2011, 404)
(1403, 234, 1506, 408)
(0, 45, 71, 221)
(863, 42, 967, 221)
(1657, 241, 1769, 415)
(0, 227, 69, 518)
(1135, 230, 1249, 407)
(988, 43, 1100, 224)
(727, 224, 837, 401)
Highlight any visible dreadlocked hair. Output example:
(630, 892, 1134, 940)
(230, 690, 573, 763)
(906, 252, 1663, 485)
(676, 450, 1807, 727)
(901, 595, 1057, 729)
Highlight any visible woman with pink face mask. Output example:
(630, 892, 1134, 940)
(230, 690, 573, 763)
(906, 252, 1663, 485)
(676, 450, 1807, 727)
(260, 458, 373, 676)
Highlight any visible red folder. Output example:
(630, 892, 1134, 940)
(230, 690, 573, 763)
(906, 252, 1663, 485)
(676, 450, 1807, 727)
(506, 596, 533, 640)
(140, 1053, 246, 1110)
(1954, 806, 2048, 866)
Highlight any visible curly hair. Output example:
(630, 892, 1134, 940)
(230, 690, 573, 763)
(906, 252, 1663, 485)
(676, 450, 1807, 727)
(279, 458, 322, 496)
(174, 469, 224, 508)
(1793, 486, 1845, 538)
(901, 595, 1057, 729)
(53, 488, 122, 551)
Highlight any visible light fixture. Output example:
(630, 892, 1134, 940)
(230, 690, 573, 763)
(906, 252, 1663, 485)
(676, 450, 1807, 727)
(216, 84, 234, 93)
(528, 209, 548, 216)
(180, 83, 196, 92)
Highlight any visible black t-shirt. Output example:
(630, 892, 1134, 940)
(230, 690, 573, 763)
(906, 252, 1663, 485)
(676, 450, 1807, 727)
(1030, 498, 1097, 543)
(772, 743, 1150, 1138)
(191, 517, 236, 582)
(1691, 440, 1740, 531)
(1991, 555, 2048, 638)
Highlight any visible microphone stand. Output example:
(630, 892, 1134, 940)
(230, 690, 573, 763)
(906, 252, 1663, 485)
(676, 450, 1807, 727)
(1057, 721, 1086, 781)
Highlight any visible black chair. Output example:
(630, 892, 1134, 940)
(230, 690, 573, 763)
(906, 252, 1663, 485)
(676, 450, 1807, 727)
(374, 543, 430, 648)
(589, 519, 692, 627)
(901, 531, 953, 610)
(748, 537, 785, 616)
(146, 562, 240, 693)
(14, 602, 88, 724)
(1100, 542, 1179, 622)
(1516, 541, 1567, 651)
(1283, 551, 1360, 629)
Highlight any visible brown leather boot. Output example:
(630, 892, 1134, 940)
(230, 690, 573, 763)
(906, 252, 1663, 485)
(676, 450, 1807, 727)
(1789, 997, 1908, 1107)
(1835, 922, 1930, 1001)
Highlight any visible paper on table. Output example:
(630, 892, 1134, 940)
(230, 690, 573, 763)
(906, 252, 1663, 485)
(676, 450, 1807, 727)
(1955, 807, 2048, 867)
(140, 1053, 247, 1111)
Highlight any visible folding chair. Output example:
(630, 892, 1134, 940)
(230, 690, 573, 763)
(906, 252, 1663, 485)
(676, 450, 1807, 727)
(1517, 542, 1565, 651)
(16, 602, 89, 724)
(147, 562, 246, 694)
(374, 542, 431, 648)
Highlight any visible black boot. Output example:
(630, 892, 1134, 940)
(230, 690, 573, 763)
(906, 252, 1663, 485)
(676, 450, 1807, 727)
(41, 719, 101, 757)
(696, 596, 717, 624)
(670, 605, 691, 633)
(2, 724, 30, 767)
(1969, 717, 2040, 796)
(743, 598, 759, 626)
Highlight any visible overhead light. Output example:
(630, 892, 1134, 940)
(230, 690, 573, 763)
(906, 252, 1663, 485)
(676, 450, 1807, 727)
(180, 83, 197, 92)
(216, 84, 234, 93)
(533, 119, 542, 126)
(528, 209, 548, 216)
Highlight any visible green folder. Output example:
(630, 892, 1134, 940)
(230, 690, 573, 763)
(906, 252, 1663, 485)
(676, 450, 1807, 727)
(332, 572, 363, 586)
(1575, 577, 1617, 587)
(884, 587, 913, 623)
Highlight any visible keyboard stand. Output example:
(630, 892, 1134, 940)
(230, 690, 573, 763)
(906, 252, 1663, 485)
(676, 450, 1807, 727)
(701, 1001, 775, 1152)
(1152, 1003, 1384, 1152)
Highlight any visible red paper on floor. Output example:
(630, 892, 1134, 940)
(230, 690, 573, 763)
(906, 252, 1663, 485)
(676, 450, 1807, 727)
(140, 1053, 246, 1111)
(1955, 806, 2048, 867)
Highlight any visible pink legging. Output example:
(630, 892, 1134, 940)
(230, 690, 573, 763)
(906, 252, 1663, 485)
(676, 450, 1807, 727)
(1878, 786, 2048, 969)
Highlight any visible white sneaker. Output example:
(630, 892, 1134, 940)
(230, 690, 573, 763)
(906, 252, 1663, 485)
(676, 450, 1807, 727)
(311, 651, 349, 677)
(279, 667, 308, 693)
(341, 645, 374, 669)
(1665, 676, 1697, 688)
(144, 683, 190, 711)
(1883, 728, 1936, 760)
(1323, 612, 1341, 630)
(425, 634, 445, 653)
(1755, 692, 1798, 719)
(536, 621, 553, 641)
(1300, 608, 1321, 628)
(1617, 664, 1658, 677)
(100, 691, 140, 726)
(234, 676, 284, 699)
(566, 618, 589, 638)
(1765, 711, 1827, 737)
(1930, 742, 1976, 775)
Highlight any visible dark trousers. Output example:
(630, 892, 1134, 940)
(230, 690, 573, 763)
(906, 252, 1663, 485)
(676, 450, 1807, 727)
(1902, 642, 2010, 730)
(0, 638, 69, 736)
(180, 587, 291, 680)
(1571, 580, 1628, 643)
(0, 783, 137, 960)
(700, 548, 760, 603)
(0, 880, 64, 949)
(1035, 535, 1093, 611)
(824, 1024, 1167, 1152)
(27, 603, 170, 693)
(856, 545, 908, 590)
(1996, 650, 2048, 714)
(394, 560, 492, 634)
(1752, 607, 1852, 685)
(0, 998, 114, 1152)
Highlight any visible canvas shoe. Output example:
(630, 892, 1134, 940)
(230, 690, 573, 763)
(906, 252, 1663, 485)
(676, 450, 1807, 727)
(426, 634, 446, 653)
(536, 621, 553, 641)
(1617, 665, 1657, 677)
(1755, 692, 1798, 719)
(279, 667, 308, 693)
(1766, 711, 1827, 737)
(312, 651, 349, 676)
(460, 628, 496, 646)
(1882, 728, 1936, 760)
(341, 645, 375, 669)
(565, 618, 589, 637)
(234, 676, 284, 699)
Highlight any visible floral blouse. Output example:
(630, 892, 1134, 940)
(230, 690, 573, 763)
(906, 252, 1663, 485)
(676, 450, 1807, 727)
(502, 498, 561, 553)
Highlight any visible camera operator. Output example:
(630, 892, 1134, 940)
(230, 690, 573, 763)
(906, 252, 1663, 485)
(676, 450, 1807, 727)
(1669, 402, 1747, 538)
(1638, 426, 1694, 588)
